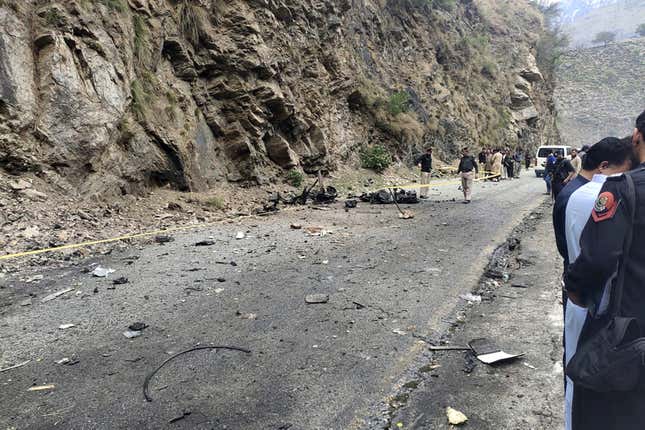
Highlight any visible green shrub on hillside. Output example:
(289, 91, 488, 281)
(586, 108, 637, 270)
(387, 92, 410, 116)
(361, 145, 393, 173)
(286, 169, 304, 188)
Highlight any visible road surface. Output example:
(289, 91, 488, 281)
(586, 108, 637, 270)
(0, 172, 548, 429)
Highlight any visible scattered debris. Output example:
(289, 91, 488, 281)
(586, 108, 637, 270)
(112, 277, 129, 285)
(128, 322, 148, 331)
(58, 323, 75, 330)
(0, 360, 31, 373)
(446, 407, 468, 425)
(428, 345, 471, 351)
(169, 410, 191, 424)
(216, 277, 226, 283)
(462, 351, 478, 374)
(41, 287, 74, 303)
(19, 299, 32, 307)
(523, 362, 537, 370)
(304, 226, 327, 236)
(352, 301, 366, 310)
(214, 288, 224, 294)
(398, 210, 415, 219)
(154, 235, 174, 244)
(290, 223, 302, 230)
(91, 266, 115, 278)
(28, 384, 55, 392)
(195, 240, 215, 246)
(55, 356, 79, 366)
(305, 294, 329, 304)
(123, 330, 142, 339)
(236, 231, 246, 240)
(314, 186, 338, 204)
(392, 328, 407, 336)
(344, 199, 358, 209)
(469, 338, 524, 364)
(143, 345, 251, 401)
(167, 202, 183, 211)
(459, 293, 482, 303)
(510, 283, 529, 289)
(236, 311, 257, 320)
(360, 189, 420, 205)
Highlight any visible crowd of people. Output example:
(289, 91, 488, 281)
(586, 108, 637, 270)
(477, 147, 530, 181)
(552, 109, 645, 430)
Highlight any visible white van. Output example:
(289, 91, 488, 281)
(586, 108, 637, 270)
(535, 145, 572, 177)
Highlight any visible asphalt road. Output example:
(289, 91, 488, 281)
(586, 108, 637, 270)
(0, 171, 546, 429)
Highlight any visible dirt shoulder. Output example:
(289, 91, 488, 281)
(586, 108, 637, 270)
(384, 203, 564, 429)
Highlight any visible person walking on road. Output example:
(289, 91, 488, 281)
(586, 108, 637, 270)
(565, 111, 645, 430)
(415, 147, 433, 199)
(544, 151, 557, 195)
(561, 137, 633, 430)
(457, 147, 478, 204)
(525, 151, 532, 169)
(514, 148, 523, 178)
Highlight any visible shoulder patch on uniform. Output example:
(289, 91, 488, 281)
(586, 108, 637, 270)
(591, 191, 618, 222)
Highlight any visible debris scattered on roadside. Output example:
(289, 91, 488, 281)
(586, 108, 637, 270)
(216, 277, 226, 283)
(28, 384, 55, 392)
(169, 410, 191, 424)
(290, 223, 302, 230)
(112, 277, 129, 285)
(123, 330, 142, 339)
(392, 328, 407, 336)
(428, 345, 471, 351)
(462, 351, 478, 374)
(345, 199, 357, 209)
(446, 406, 468, 425)
(154, 235, 174, 244)
(305, 294, 329, 304)
(143, 345, 251, 401)
(0, 360, 31, 373)
(510, 283, 529, 289)
(19, 299, 32, 307)
(128, 322, 148, 331)
(58, 323, 75, 330)
(398, 210, 415, 219)
(236, 231, 246, 240)
(41, 287, 74, 303)
(91, 266, 115, 278)
(304, 226, 327, 236)
(469, 338, 524, 364)
(236, 311, 257, 320)
(56, 356, 79, 366)
(214, 288, 224, 294)
(523, 362, 537, 370)
(459, 293, 482, 303)
(360, 189, 420, 205)
(195, 240, 215, 246)
(167, 202, 183, 211)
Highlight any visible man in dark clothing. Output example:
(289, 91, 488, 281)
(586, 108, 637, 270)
(565, 110, 645, 430)
(503, 152, 515, 179)
(478, 149, 487, 165)
(551, 151, 576, 198)
(457, 147, 478, 203)
(415, 148, 433, 198)
(525, 151, 532, 169)
(545, 151, 557, 194)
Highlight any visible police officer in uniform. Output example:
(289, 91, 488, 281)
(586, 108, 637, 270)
(565, 110, 645, 430)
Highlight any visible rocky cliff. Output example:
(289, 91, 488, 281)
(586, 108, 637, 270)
(1, 0, 557, 201)
(554, 38, 645, 147)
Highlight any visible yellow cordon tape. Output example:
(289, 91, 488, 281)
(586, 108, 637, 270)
(0, 172, 502, 262)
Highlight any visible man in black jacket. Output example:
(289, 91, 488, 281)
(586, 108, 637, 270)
(565, 110, 645, 430)
(457, 147, 478, 203)
(415, 147, 433, 199)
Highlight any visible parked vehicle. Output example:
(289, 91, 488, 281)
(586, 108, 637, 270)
(535, 145, 572, 177)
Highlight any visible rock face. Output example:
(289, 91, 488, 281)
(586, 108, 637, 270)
(0, 0, 558, 199)
(555, 38, 645, 148)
